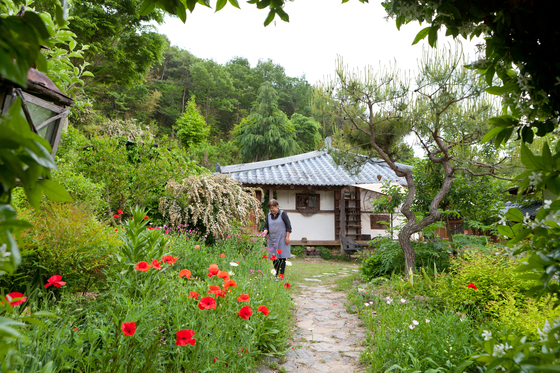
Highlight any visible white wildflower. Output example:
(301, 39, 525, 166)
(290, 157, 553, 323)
(400, 298, 406, 304)
(412, 320, 419, 325)
(425, 319, 430, 323)
(270, 269, 276, 275)
(229, 262, 239, 267)
(492, 344, 506, 357)
(364, 302, 371, 307)
(482, 330, 492, 341)
(409, 324, 415, 330)
(286, 261, 293, 266)
(529, 171, 543, 185)
(228, 271, 234, 276)
(544, 200, 552, 209)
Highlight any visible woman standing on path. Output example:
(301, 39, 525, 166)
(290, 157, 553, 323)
(262, 199, 292, 278)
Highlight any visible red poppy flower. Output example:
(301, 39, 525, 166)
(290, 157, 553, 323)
(213, 357, 219, 363)
(44, 275, 66, 288)
(279, 274, 284, 279)
(220, 253, 225, 258)
(117, 210, 123, 214)
(198, 296, 217, 310)
(238, 305, 253, 319)
(270, 254, 277, 261)
(217, 271, 229, 280)
(188, 291, 199, 299)
(162, 255, 178, 264)
(144, 215, 149, 220)
(178, 269, 191, 279)
(115, 228, 118, 231)
(223, 279, 237, 291)
(213, 290, 225, 298)
(207, 273, 213, 278)
(5, 292, 27, 306)
(134, 261, 150, 271)
(277, 249, 283, 254)
(151, 259, 162, 271)
(194, 245, 200, 249)
(208, 264, 219, 275)
(73, 328, 78, 331)
(467, 283, 478, 290)
(257, 306, 269, 316)
(284, 283, 291, 289)
(113, 214, 120, 218)
(237, 294, 250, 302)
(175, 329, 196, 346)
(121, 322, 136, 336)
(262, 255, 268, 259)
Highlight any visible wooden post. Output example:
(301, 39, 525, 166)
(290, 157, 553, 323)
(269, 189, 273, 201)
(339, 186, 348, 255)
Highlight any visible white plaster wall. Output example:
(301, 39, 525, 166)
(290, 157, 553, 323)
(359, 184, 407, 239)
(289, 212, 335, 241)
(276, 190, 294, 209)
(274, 190, 335, 211)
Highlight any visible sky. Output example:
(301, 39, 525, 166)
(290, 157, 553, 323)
(156, 0, 483, 86)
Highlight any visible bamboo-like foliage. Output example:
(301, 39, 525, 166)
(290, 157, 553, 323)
(159, 174, 264, 236)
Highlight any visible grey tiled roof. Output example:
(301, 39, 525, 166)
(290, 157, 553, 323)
(216, 150, 411, 186)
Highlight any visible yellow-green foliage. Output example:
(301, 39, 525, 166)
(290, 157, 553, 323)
(14, 203, 120, 291)
(435, 249, 534, 313)
(487, 293, 560, 340)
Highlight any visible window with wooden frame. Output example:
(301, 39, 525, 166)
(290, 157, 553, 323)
(370, 214, 390, 229)
(296, 193, 320, 215)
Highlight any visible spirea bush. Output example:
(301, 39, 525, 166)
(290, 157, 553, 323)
(159, 174, 264, 239)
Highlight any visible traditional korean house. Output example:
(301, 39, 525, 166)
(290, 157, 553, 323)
(216, 143, 411, 247)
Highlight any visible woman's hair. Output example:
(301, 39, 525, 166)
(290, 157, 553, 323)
(268, 199, 279, 208)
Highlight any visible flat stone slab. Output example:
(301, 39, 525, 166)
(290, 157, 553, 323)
(280, 265, 366, 373)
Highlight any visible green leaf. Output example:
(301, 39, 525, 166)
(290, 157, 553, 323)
(505, 208, 523, 222)
(20, 317, 46, 328)
(481, 126, 504, 144)
(228, 0, 241, 8)
(428, 26, 438, 47)
(276, 7, 289, 22)
(216, 0, 227, 11)
(454, 360, 474, 373)
(263, 9, 275, 26)
(485, 80, 518, 95)
(542, 142, 553, 171)
(520, 143, 543, 169)
(412, 27, 431, 45)
(485, 65, 495, 86)
(37, 179, 72, 202)
(497, 225, 514, 238)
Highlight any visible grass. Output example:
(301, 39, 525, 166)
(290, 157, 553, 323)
(283, 257, 362, 293)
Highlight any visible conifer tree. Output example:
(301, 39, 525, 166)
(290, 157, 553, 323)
(174, 95, 209, 149)
(234, 82, 299, 162)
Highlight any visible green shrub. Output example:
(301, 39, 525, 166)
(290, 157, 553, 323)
(360, 237, 452, 281)
(6, 203, 119, 293)
(434, 249, 535, 315)
(318, 246, 333, 260)
(291, 246, 304, 256)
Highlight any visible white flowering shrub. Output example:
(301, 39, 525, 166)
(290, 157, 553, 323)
(159, 174, 264, 238)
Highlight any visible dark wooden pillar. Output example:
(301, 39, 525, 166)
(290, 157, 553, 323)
(339, 186, 348, 255)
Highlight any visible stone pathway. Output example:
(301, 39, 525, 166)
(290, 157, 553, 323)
(257, 268, 366, 373)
